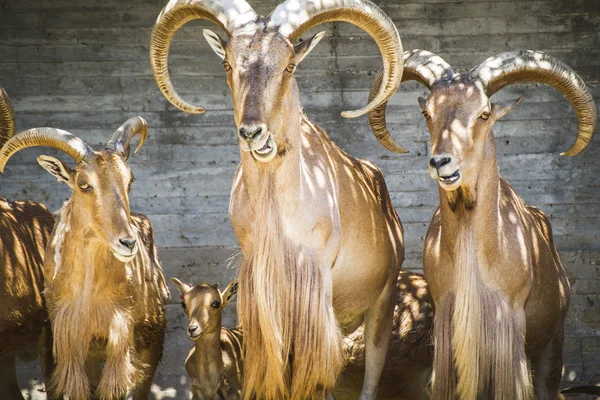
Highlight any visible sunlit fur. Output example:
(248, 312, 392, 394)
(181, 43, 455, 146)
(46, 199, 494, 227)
(175, 279, 243, 400)
(334, 271, 434, 400)
(422, 82, 570, 399)
(41, 152, 169, 400)
(175, 272, 432, 400)
(0, 198, 56, 399)
(225, 32, 404, 400)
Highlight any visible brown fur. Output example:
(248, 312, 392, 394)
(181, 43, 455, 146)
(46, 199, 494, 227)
(421, 81, 570, 399)
(44, 206, 168, 400)
(184, 327, 243, 400)
(239, 166, 343, 399)
(28, 149, 171, 400)
(0, 198, 56, 399)
(220, 31, 404, 399)
(334, 271, 434, 400)
(174, 279, 244, 400)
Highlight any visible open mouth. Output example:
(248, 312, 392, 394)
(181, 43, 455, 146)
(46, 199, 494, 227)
(251, 135, 277, 162)
(438, 170, 460, 184)
(111, 247, 137, 263)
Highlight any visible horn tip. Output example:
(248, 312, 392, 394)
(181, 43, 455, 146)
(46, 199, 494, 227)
(341, 109, 366, 119)
(180, 105, 206, 114)
(560, 146, 584, 157)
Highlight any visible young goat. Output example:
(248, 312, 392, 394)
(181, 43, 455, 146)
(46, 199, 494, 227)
(0, 88, 57, 400)
(0, 117, 170, 400)
(172, 278, 243, 400)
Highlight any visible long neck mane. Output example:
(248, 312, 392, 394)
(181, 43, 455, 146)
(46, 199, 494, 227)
(433, 130, 533, 399)
(47, 199, 132, 362)
(51, 200, 127, 288)
(438, 132, 500, 251)
(237, 110, 343, 399)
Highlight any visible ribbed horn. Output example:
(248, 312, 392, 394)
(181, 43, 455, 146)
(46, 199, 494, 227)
(0, 88, 16, 148)
(472, 50, 597, 156)
(367, 50, 455, 153)
(106, 117, 148, 160)
(366, 71, 407, 154)
(268, 0, 403, 119)
(0, 128, 93, 173)
(150, 0, 258, 114)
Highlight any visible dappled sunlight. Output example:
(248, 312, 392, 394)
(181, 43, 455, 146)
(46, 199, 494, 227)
(337, 271, 434, 398)
(0, 198, 54, 346)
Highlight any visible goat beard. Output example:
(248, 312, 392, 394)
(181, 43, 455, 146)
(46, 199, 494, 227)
(446, 185, 477, 212)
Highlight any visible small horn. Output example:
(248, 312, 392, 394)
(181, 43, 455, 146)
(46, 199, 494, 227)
(268, 0, 403, 119)
(367, 50, 455, 152)
(150, 0, 258, 114)
(0, 128, 93, 173)
(106, 117, 148, 160)
(0, 88, 16, 148)
(472, 50, 597, 156)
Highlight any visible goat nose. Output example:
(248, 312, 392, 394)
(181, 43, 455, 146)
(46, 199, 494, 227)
(239, 125, 262, 140)
(188, 326, 198, 334)
(429, 156, 451, 170)
(119, 237, 136, 250)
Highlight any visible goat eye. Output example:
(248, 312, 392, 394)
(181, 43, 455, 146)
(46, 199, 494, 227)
(78, 182, 91, 191)
(480, 112, 491, 120)
(211, 300, 220, 308)
(285, 63, 296, 74)
(422, 111, 430, 120)
(222, 61, 231, 72)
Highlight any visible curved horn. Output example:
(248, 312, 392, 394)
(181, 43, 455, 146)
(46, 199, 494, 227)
(268, 0, 403, 119)
(0, 128, 93, 173)
(0, 88, 16, 148)
(366, 71, 407, 154)
(472, 50, 597, 156)
(367, 50, 455, 153)
(106, 117, 148, 160)
(150, 0, 258, 114)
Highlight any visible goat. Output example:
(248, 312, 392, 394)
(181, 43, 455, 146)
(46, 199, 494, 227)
(0, 117, 170, 400)
(0, 88, 57, 400)
(172, 277, 243, 400)
(150, 0, 406, 399)
(369, 49, 597, 399)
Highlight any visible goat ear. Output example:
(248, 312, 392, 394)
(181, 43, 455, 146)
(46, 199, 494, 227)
(492, 97, 523, 120)
(418, 97, 427, 111)
(171, 277, 192, 295)
(37, 156, 74, 188)
(293, 31, 326, 65)
(221, 279, 239, 307)
(203, 29, 227, 60)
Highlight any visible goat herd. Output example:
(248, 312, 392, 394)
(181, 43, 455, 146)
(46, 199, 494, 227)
(0, 0, 598, 399)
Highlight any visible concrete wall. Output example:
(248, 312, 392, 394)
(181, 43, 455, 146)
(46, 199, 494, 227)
(0, 0, 599, 397)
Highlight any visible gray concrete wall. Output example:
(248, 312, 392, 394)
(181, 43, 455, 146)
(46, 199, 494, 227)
(0, 0, 599, 398)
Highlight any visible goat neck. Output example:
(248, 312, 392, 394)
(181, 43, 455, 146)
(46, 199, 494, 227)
(437, 129, 501, 248)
